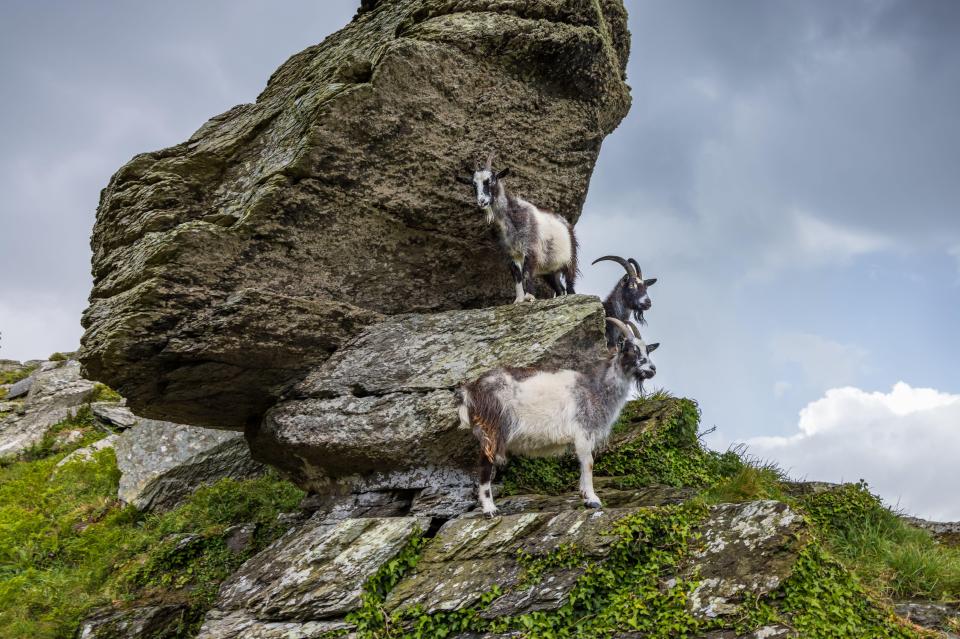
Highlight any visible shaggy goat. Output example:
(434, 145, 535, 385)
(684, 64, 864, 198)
(456, 154, 578, 303)
(457, 318, 659, 516)
(593, 255, 658, 348)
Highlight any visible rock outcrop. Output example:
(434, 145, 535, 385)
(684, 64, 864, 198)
(79, 0, 632, 429)
(196, 486, 809, 638)
(250, 295, 607, 496)
(0, 360, 95, 456)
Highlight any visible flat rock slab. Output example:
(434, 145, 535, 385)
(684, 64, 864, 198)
(79, 0, 631, 430)
(683, 501, 806, 619)
(251, 296, 607, 492)
(91, 401, 138, 430)
(115, 419, 264, 511)
(206, 516, 423, 629)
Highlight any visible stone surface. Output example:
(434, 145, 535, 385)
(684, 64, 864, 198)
(3, 374, 34, 400)
(682, 501, 806, 619)
(79, 0, 631, 430)
(114, 419, 264, 511)
(198, 516, 423, 637)
(894, 601, 960, 636)
(77, 604, 188, 639)
(0, 360, 95, 456)
(251, 295, 607, 492)
(196, 611, 351, 639)
(91, 401, 138, 430)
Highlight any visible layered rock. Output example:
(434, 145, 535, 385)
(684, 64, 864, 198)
(197, 516, 423, 638)
(196, 487, 810, 638)
(249, 295, 607, 495)
(79, 0, 632, 429)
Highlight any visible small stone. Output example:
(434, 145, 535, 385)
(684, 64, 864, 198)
(225, 523, 257, 554)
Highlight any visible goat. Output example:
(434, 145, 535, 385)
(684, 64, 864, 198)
(456, 154, 578, 303)
(593, 255, 658, 348)
(456, 318, 659, 516)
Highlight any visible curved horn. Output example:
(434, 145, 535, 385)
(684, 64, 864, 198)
(592, 255, 637, 278)
(626, 321, 642, 340)
(485, 151, 495, 171)
(605, 317, 632, 339)
(627, 258, 643, 279)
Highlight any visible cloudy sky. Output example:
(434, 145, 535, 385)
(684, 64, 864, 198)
(1, 1, 957, 518)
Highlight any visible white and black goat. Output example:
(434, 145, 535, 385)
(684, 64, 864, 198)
(456, 154, 578, 303)
(593, 255, 658, 348)
(456, 318, 659, 516)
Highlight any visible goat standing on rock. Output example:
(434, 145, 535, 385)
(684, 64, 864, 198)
(457, 154, 578, 303)
(593, 255, 657, 348)
(457, 318, 659, 517)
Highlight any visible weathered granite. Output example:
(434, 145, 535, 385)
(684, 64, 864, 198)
(114, 419, 264, 511)
(197, 516, 423, 638)
(79, 0, 631, 430)
(250, 295, 607, 492)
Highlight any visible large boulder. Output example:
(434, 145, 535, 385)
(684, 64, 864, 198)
(249, 295, 608, 494)
(79, 0, 632, 429)
(114, 419, 265, 511)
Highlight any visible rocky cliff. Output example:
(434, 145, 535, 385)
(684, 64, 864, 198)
(79, 0, 632, 430)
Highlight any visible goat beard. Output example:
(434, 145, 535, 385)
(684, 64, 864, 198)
(632, 309, 647, 326)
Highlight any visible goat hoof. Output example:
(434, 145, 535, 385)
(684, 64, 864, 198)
(483, 508, 500, 518)
(584, 500, 602, 509)
(523, 293, 536, 302)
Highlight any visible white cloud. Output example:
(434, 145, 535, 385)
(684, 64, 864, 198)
(746, 382, 960, 520)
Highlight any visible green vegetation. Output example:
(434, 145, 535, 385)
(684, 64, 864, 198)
(88, 382, 123, 403)
(47, 352, 69, 362)
(0, 363, 36, 386)
(0, 411, 304, 639)
(799, 481, 960, 601)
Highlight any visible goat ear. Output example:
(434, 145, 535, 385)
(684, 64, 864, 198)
(455, 174, 473, 185)
(644, 278, 658, 287)
(495, 167, 510, 180)
(645, 342, 659, 353)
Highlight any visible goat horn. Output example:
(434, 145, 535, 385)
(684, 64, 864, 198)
(605, 317, 632, 339)
(592, 255, 637, 278)
(485, 151, 495, 171)
(626, 321, 642, 339)
(627, 258, 643, 279)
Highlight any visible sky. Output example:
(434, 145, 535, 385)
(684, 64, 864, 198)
(0, 1, 958, 518)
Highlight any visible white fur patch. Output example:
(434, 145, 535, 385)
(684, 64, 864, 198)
(531, 209, 572, 272)
(497, 370, 588, 456)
